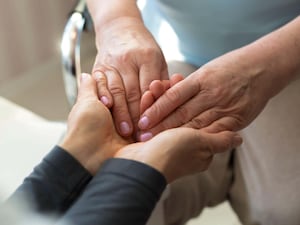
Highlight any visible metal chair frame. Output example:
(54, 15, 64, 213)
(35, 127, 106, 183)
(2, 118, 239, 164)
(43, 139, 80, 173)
(61, 0, 92, 105)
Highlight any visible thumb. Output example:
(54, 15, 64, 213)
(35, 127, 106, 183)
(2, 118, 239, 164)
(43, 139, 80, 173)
(77, 73, 98, 103)
(198, 131, 243, 154)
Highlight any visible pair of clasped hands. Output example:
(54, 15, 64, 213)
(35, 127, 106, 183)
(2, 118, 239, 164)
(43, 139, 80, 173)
(61, 72, 242, 184)
(61, 16, 281, 183)
(72, 3, 299, 184)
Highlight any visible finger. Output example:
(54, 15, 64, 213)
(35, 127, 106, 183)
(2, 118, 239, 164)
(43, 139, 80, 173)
(170, 73, 184, 87)
(140, 90, 155, 115)
(202, 116, 244, 133)
(138, 75, 200, 130)
(149, 80, 165, 99)
(197, 130, 243, 154)
(92, 70, 113, 108)
(161, 80, 171, 91)
(118, 68, 141, 133)
(77, 73, 98, 102)
(158, 74, 184, 92)
(139, 89, 212, 137)
(139, 60, 169, 93)
(106, 70, 133, 137)
(137, 62, 168, 133)
(140, 80, 167, 117)
(138, 101, 219, 141)
(183, 107, 224, 129)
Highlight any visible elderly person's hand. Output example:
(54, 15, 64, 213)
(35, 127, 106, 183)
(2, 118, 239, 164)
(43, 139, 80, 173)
(137, 17, 300, 139)
(137, 52, 269, 138)
(87, 0, 168, 138)
(61, 73, 129, 175)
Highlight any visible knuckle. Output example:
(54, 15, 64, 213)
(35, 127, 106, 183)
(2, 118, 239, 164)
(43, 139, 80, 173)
(126, 88, 141, 104)
(111, 105, 129, 123)
(174, 106, 190, 123)
(141, 47, 157, 60)
(93, 63, 108, 73)
(165, 89, 182, 105)
(189, 117, 205, 129)
(94, 74, 106, 85)
(215, 116, 243, 132)
(109, 84, 126, 97)
(232, 116, 245, 130)
(119, 53, 130, 64)
(189, 109, 222, 129)
(114, 51, 132, 64)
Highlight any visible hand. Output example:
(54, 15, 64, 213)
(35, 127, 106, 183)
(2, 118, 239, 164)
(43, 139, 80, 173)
(138, 48, 273, 136)
(116, 128, 242, 183)
(140, 73, 184, 114)
(61, 73, 129, 175)
(92, 17, 168, 137)
(138, 73, 184, 141)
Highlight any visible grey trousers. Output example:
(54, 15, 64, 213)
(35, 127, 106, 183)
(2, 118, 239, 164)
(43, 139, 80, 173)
(163, 61, 300, 225)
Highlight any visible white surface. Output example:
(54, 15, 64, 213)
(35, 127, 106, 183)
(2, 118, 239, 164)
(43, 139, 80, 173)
(0, 97, 66, 199)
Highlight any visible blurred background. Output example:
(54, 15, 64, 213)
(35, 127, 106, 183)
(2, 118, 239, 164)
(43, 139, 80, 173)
(0, 0, 96, 120)
(0, 0, 96, 208)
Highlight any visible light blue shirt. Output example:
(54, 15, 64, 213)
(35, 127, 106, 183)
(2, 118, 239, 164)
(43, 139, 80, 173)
(142, 0, 300, 66)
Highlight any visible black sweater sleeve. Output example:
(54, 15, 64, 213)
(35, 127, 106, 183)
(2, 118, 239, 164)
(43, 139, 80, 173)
(7, 146, 92, 215)
(59, 158, 167, 225)
(7, 146, 167, 225)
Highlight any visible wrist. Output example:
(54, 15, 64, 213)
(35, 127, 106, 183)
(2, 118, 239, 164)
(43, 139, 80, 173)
(60, 136, 99, 175)
(87, 0, 143, 34)
(239, 17, 300, 98)
(95, 16, 145, 38)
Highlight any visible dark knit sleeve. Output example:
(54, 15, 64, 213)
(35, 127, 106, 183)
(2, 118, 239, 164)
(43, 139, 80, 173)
(59, 158, 167, 225)
(7, 146, 92, 215)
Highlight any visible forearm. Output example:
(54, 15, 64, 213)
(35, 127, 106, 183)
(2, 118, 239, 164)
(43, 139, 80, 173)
(7, 146, 92, 216)
(86, 0, 142, 32)
(238, 16, 300, 98)
(59, 158, 166, 225)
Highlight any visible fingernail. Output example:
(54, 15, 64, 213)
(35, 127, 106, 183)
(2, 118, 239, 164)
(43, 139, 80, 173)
(140, 132, 153, 142)
(120, 122, 130, 135)
(101, 96, 109, 106)
(81, 73, 90, 82)
(138, 116, 149, 129)
(233, 135, 243, 146)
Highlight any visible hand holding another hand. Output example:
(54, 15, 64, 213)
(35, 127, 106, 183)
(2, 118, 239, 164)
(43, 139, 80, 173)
(60, 73, 242, 183)
(116, 128, 242, 183)
(61, 73, 129, 175)
(92, 17, 168, 137)
(138, 48, 273, 137)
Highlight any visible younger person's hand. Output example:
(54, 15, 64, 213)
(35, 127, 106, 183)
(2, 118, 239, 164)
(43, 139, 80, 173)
(116, 128, 242, 183)
(61, 73, 130, 175)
